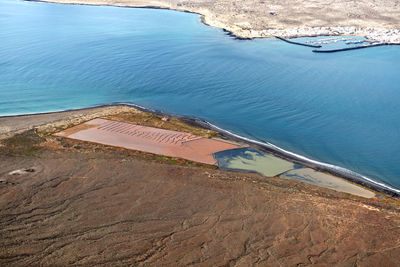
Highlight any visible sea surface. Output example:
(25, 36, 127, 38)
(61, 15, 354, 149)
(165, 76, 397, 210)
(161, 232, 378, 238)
(1, 0, 400, 191)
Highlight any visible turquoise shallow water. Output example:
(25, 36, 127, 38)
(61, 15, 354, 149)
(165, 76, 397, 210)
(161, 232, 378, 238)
(1, 0, 400, 191)
(214, 148, 302, 177)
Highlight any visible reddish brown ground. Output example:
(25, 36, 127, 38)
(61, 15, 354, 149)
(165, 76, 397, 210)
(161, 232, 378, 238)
(1, 108, 400, 266)
(1, 134, 400, 266)
(56, 119, 241, 165)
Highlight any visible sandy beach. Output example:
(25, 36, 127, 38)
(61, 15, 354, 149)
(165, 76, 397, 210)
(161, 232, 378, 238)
(34, 0, 400, 43)
(1, 105, 400, 265)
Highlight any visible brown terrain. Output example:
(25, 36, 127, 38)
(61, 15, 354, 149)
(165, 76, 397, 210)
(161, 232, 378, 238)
(36, 0, 400, 38)
(1, 106, 400, 266)
(55, 118, 241, 165)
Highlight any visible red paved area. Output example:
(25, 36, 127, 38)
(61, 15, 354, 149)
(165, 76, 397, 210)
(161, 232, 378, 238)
(55, 119, 241, 165)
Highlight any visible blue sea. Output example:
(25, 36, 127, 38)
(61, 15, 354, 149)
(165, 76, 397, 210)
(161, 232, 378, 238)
(1, 0, 400, 192)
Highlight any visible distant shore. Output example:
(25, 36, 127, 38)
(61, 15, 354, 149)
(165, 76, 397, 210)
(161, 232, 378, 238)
(30, 0, 400, 44)
(1, 103, 399, 198)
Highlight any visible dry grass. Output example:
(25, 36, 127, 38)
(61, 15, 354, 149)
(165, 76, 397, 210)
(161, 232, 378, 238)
(104, 111, 219, 138)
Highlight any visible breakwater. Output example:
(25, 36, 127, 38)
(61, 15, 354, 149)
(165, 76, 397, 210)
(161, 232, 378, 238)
(275, 36, 322, 48)
(312, 43, 400, 53)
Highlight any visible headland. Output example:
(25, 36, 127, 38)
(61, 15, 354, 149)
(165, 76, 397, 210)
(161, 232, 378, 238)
(0, 104, 396, 197)
(31, 0, 400, 44)
(1, 104, 400, 265)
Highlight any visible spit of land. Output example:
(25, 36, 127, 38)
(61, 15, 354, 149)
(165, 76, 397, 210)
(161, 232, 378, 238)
(1, 105, 400, 266)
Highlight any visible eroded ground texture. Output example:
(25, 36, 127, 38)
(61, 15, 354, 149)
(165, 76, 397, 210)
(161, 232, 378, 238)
(1, 144, 400, 266)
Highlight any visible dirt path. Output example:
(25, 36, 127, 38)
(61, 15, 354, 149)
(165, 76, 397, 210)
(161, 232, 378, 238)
(0, 105, 136, 139)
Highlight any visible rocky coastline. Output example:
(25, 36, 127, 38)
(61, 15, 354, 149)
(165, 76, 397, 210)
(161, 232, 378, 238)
(32, 0, 400, 44)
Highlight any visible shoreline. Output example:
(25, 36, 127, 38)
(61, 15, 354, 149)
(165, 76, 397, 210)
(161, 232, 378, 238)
(28, 0, 400, 44)
(2, 111, 400, 266)
(4, 1, 400, 196)
(2, 103, 399, 198)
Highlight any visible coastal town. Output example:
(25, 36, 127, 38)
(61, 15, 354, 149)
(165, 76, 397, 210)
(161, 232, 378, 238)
(37, 0, 400, 44)
(248, 27, 400, 44)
